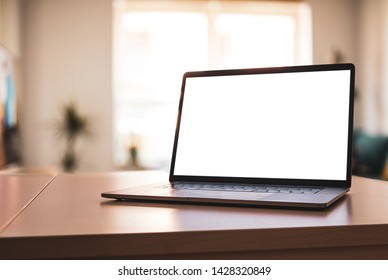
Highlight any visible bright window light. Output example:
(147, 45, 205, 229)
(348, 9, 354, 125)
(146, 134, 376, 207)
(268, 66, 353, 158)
(214, 14, 295, 68)
(113, 0, 312, 170)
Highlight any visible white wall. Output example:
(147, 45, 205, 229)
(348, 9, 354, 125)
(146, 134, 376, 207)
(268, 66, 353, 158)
(21, 0, 113, 171)
(0, 0, 22, 56)
(306, 0, 357, 64)
(356, 0, 388, 134)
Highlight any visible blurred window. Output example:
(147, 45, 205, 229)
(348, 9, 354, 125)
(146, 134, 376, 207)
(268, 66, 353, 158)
(113, 0, 312, 169)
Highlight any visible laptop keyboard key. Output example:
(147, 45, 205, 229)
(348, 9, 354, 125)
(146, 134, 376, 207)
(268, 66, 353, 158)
(172, 183, 324, 195)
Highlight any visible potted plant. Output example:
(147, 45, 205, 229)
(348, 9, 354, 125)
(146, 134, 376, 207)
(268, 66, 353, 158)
(55, 101, 92, 172)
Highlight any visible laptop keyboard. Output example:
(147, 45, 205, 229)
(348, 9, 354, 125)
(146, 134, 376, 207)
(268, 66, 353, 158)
(171, 183, 323, 194)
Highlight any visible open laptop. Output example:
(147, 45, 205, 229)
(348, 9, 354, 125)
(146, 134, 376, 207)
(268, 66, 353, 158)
(102, 63, 355, 209)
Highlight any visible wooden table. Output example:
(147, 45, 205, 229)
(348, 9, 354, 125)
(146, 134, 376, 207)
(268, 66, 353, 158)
(1, 172, 388, 259)
(0, 174, 55, 233)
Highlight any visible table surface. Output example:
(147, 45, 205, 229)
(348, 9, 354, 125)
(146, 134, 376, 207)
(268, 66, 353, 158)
(0, 174, 55, 233)
(1, 172, 388, 259)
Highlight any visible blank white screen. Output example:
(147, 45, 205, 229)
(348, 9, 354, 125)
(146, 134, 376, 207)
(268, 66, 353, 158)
(173, 70, 351, 180)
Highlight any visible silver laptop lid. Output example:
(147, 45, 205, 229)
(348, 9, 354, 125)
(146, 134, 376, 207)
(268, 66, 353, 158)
(169, 64, 355, 188)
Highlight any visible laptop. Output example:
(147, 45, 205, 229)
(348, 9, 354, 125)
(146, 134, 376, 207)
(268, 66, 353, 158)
(102, 63, 355, 209)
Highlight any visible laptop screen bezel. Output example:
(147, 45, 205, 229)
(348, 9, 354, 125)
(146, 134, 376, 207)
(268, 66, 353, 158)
(169, 63, 355, 188)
